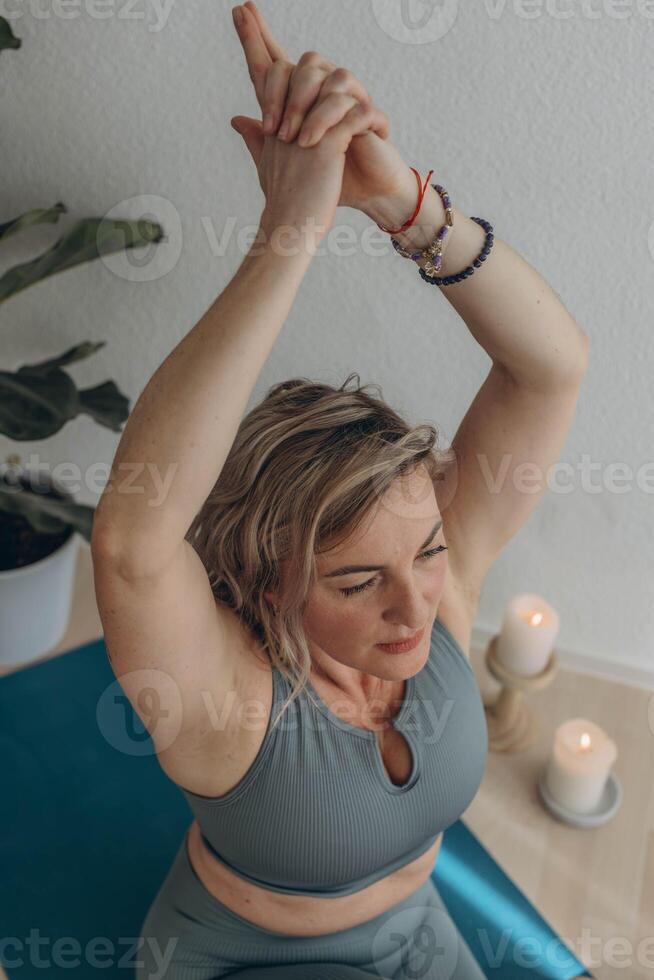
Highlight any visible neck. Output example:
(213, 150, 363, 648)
(309, 649, 403, 709)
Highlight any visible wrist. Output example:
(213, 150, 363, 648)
(365, 179, 448, 253)
(390, 184, 448, 253)
(255, 209, 325, 262)
(361, 164, 420, 228)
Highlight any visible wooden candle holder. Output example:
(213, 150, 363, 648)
(482, 635, 558, 753)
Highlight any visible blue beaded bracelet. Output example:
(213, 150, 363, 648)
(418, 217, 495, 286)
(390, 182, 495, 286)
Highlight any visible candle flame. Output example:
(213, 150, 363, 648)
(579, 732, 592, 750)
(528, 611, 544, 627)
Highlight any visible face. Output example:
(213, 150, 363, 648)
(301, 466, 448, 682)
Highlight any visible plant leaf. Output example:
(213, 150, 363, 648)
(0, 202, 67, 242)
(0, 16, 21, 54)
(0, 345, 130, 439)
(0, 480, 94, 541)
(16, 340, 106, 376)
(0, 215, 165, 304)
(77, 380, 130, 432)
(0, 367, 79, 440)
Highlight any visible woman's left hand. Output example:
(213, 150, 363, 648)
(232, 2, 414, 217)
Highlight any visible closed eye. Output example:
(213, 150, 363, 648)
(339, 545, 448, 597)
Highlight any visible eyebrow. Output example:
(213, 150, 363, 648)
(322, 519, 443, 578)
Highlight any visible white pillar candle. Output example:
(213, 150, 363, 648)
(495, 593, 559, 676)
(545, 718, 618, 813)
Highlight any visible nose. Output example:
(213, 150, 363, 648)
(385, 581, 432, 631)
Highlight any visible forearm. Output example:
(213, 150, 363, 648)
(365, 178, 590, 390)
(92, 228, 313, 568)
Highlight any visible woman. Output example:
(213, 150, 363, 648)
(91, 4, 590, 978)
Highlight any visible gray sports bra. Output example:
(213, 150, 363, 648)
(180, 616, 488, 897)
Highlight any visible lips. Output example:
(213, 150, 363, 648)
(380, 627, 422, 644)
(376, 624, 426, 653)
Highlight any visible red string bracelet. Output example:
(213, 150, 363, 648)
(376, 167, 434, 235)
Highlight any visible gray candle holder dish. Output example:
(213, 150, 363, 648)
(537, 767, 622, 828)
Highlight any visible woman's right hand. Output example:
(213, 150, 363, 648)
(232, 95, 388, 251)
(233, 3, 414, 220)
(230, 4, 391, 252)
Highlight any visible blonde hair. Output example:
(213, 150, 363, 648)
(184, 372, 456, 732)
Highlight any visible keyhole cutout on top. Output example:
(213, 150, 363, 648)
(375, 726, 415, 788)
(306, 668, 416, 788)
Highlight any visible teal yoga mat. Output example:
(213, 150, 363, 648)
(0, 638, 593, 979)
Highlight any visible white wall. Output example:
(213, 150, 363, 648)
(1, 1, 652, 686)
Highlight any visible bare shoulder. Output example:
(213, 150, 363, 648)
(93, 534, 275, 799)
(435, 560, 480, 661)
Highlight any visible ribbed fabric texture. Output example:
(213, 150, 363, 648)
(136, 837, 489, 979)
(180, 617, 488, 897)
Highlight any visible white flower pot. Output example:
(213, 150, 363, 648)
(0, 528, 79, 667)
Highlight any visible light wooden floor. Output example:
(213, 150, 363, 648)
(1, 544, 651, 980)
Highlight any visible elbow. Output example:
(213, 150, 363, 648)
(90, 526, 149, 582)
(90, 513, 134, 568)
(90, 521, 121, 565)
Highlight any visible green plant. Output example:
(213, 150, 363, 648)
(0, 16, 165, 565)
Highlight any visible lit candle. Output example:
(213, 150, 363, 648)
(495, 593, 559, 676)
(545, 718, 618, 813)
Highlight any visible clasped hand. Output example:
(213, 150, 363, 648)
(231, 1, 413, 216)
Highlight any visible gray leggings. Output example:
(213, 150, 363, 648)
(135, 830, 487, 980)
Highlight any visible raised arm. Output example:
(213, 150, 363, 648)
(90, 239, 313, 576)
(91, 47, 385, 579)
(222, 2, 591, 600)
(362, 156, 591, 596)
(364, 182, 589, 389)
